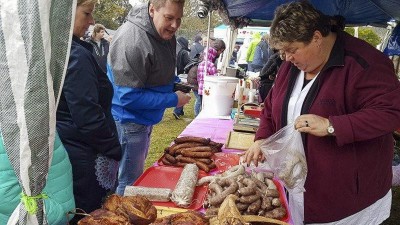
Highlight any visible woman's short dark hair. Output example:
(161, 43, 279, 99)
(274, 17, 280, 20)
(269, 0, 331, 48)
(212, 39, 226, 51)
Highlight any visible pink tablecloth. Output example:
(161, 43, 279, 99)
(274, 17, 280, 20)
(178, 117, 242, 154)
(179, 118, 232, 143)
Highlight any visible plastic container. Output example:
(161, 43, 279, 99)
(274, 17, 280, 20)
(202, 76, 239, 116)
(226, 67, 237, 77)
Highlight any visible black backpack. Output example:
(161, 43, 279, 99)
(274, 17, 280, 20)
(183, 56, 200, 74)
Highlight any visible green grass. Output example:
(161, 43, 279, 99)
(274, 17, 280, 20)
(146, 93, 196, 169)
(146, 93, 400, 224)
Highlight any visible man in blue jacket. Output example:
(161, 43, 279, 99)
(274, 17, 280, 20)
(108, 0, 190, 195)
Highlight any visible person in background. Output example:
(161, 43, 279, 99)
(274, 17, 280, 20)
(237, 37, 250, 72)
(246, 32, 261, 72)
(251, 34, 272, 73)
(229, 45, 239, 65)
(107, 34, 113, 43)
(176, 36, 191, 75)
(244, 1, 400, 224)
(85, 23, 110, 72)
(56, 0, 122, 223)
(196, 39, 226, 115)
(108, 0, 190, 195)
(257, 49, 284, 103)
(173, 36, 191, 119)
(186, 52, 202, 117)
(189, 34, 204, 59)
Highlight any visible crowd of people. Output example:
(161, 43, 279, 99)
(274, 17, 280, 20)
(1, 0, 400, 224)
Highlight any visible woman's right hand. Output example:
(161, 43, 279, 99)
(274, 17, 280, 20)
(243, 139, 265, 167)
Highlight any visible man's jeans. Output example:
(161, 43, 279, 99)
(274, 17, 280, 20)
(114, 120, 153, 195)
(193, 91, 202, 117)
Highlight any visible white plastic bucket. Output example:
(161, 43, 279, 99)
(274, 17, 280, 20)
(202, 76, 239, 116)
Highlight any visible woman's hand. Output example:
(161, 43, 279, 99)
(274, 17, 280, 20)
(243, 139, 265, 167)
(294, 114, 330, 136)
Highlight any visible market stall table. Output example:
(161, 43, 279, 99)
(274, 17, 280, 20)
(135, 112, 292, 224)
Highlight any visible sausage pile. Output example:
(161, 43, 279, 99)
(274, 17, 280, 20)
(161, 136, 223, 173)
(203, 165, 287, 220)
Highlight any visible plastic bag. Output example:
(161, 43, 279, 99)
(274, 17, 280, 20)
(260, 123, 307, 192)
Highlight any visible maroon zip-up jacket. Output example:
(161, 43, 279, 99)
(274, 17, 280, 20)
(256, 31, 400, 223)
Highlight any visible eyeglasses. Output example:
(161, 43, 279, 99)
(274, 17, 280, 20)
(281, 41, 312, 60)
(282, 47, 298, 60)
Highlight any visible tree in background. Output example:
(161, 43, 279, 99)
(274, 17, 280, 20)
(94, 0, 132, 30)
(175, 0, 222, 40)
(344, 27, 382, 48)
(94, 0, 221, 39)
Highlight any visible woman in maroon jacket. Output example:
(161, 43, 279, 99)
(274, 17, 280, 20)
(244, 1, 400, 224)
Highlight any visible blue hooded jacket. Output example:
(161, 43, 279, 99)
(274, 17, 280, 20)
(108, 3, 178, 125)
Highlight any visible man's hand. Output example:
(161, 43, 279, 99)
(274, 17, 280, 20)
(176, 91, 191, 107)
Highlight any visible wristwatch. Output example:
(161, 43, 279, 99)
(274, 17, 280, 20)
(327, 120, 335, 136)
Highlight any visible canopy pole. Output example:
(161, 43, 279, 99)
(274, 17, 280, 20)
(205, 10, 212, 76)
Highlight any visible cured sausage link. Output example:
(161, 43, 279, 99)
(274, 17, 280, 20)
(174, 136, 211, 145)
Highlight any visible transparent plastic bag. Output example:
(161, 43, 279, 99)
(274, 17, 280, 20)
(260, 123, 307, 192)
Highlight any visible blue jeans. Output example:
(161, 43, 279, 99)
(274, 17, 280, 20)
(247, 62, 254, 72)
(193, 91, 202, 117)
(114, 120, 153, 195)
(251, 63, 263, 72)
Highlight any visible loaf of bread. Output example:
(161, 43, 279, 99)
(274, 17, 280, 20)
(77, 209, 129, 225)
(103, 194, 157, 225)
(151, 211, 208, 225)
(78, 194, 157, 225)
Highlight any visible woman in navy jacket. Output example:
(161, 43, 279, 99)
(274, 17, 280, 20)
(56, 0, 121, 223)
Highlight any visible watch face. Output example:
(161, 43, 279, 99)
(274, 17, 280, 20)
(328, 126, 335, 134)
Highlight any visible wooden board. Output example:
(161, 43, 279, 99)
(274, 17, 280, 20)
(225, 131, 255, 150)
(233, 123, 258, 133)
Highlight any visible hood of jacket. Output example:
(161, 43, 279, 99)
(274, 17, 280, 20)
(177, 37, 190, 51)
(127, 3, 164, 42)
(109, 3, 177, 88)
